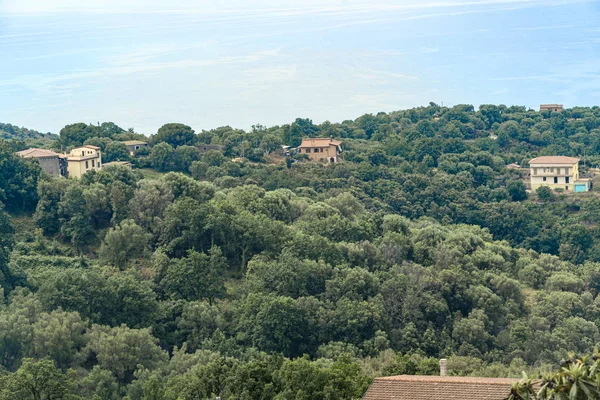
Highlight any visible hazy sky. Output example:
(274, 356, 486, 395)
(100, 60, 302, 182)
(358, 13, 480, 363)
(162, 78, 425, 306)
(1, 0, 599, 134)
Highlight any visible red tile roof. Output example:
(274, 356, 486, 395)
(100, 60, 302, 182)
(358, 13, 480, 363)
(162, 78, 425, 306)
(297, 138, 342, 148)
(16, 148, 60, 158)
(363, 375, 519, 400)
(529, 156, 580, 165)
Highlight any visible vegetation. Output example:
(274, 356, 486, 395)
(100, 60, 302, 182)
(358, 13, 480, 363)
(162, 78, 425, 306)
(3, 103, 600, 398)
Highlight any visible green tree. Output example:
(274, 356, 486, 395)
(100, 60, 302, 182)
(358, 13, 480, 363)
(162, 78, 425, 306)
(31, 310, 87, 369)
(82, 324, 168, 387)
(0, 204, 15, 294)
(129, 179, 174, 233)
(104, 141, 130, 163)
(59, 122, 99, 148)
(151, 123, 196, 148)
(536, 186, 555, 201)
(160, 247, 227, 303)
(148, 142, 175, 172)
(34, 180, 69, 236)
(0, 358, 76, 400)
(0, 141, 43, 211)
(99, 219, 152, 269)
(507, 180, 527, 201)
(58, 184, 95, 252)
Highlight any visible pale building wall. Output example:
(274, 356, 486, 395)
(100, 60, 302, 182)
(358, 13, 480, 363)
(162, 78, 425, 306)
(67, 147, 102, 178)
(530, 162, 578, 191)
(300, 145, 339, 162)
(37, 157, 61, 177)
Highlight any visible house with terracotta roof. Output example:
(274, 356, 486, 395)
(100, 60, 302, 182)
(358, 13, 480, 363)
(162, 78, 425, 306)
(529, 156, 591, 192)
(66, 145, 102, 178)
(17, 148, 67, 177)
(362, 375, 519, 400)
(540, 104, 563, 112)
(296, 138, 342, 163)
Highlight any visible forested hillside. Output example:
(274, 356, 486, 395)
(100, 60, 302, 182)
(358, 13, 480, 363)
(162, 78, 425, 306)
(2, 103, 600, 399)
(0, 122, 58, 149)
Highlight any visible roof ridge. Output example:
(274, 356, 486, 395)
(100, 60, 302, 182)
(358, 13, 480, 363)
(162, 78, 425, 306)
(376, 375, 519, 384)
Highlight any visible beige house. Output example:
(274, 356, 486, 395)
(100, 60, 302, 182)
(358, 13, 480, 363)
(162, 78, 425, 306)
(297, 138, 342, 163)
(67, 145, 102, 178)
(529, 156, 591, 192)
(540, 104, 563, 112)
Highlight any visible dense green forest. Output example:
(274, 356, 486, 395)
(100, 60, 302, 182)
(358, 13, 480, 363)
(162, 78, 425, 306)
(0, 123, 57, 149)
(3, 103, 600, 399)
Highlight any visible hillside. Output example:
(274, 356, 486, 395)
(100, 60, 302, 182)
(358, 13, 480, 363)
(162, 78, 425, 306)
(2, 105, 600, 399)
(0, 122, 57, 141)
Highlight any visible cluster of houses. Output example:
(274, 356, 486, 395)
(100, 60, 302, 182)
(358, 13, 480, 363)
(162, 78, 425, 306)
(16, 137, 344, 179)
(16, 140, 149, 179)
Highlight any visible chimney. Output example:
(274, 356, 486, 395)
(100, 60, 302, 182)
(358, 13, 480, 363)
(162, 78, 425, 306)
(440, 359, 447, 377)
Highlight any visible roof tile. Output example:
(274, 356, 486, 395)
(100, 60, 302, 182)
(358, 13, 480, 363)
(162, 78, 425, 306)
(363, 375, 518, 400)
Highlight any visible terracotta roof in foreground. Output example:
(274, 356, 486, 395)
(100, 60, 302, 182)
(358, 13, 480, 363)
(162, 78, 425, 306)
(363, 375, 519, 400)
(529, 156, 580, 165)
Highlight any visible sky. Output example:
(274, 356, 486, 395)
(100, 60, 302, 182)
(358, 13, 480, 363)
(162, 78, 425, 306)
(1, 0, 599, 135)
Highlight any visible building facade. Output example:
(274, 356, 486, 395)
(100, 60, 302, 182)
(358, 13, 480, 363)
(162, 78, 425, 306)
(67, 145, 102, 178)
(296, 138, 342, 163)
(540, 104, 563, 112)
(529, 156, 590, 192)
(16, 148, 67, 177)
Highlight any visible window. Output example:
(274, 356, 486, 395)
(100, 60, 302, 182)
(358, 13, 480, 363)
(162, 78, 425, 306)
(566, 186, 569, 191)
(92, 160, 95, 168)
(81, 150, 85, 156)
(85, 161, 89, 169)
(306, 148, 311, 153)
(543, 177, 546, 182)
(566, 177, 569, 184)
(554, 177, 558, 184)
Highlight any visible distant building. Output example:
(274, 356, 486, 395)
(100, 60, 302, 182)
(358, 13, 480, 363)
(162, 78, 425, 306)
(296, 138, 343, 163)
(529, 156, 591, 192)
(198, 144, 224, 153)
(362, 375, 519, 400)
(540, 104, 563, 112)
(16, 148, 67, 177)
(506, 163, 521, 169)
(67, 145, 102, 178)
(122, 140, 148, 156)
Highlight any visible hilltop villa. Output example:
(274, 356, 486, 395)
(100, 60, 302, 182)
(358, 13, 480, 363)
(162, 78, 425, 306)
(66, 145, 102, 178)
(529, 156, 591, 192)
(297, 138, 342, 163)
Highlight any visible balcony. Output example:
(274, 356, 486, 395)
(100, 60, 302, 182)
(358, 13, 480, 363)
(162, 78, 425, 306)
(531, 170, 572, 177)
